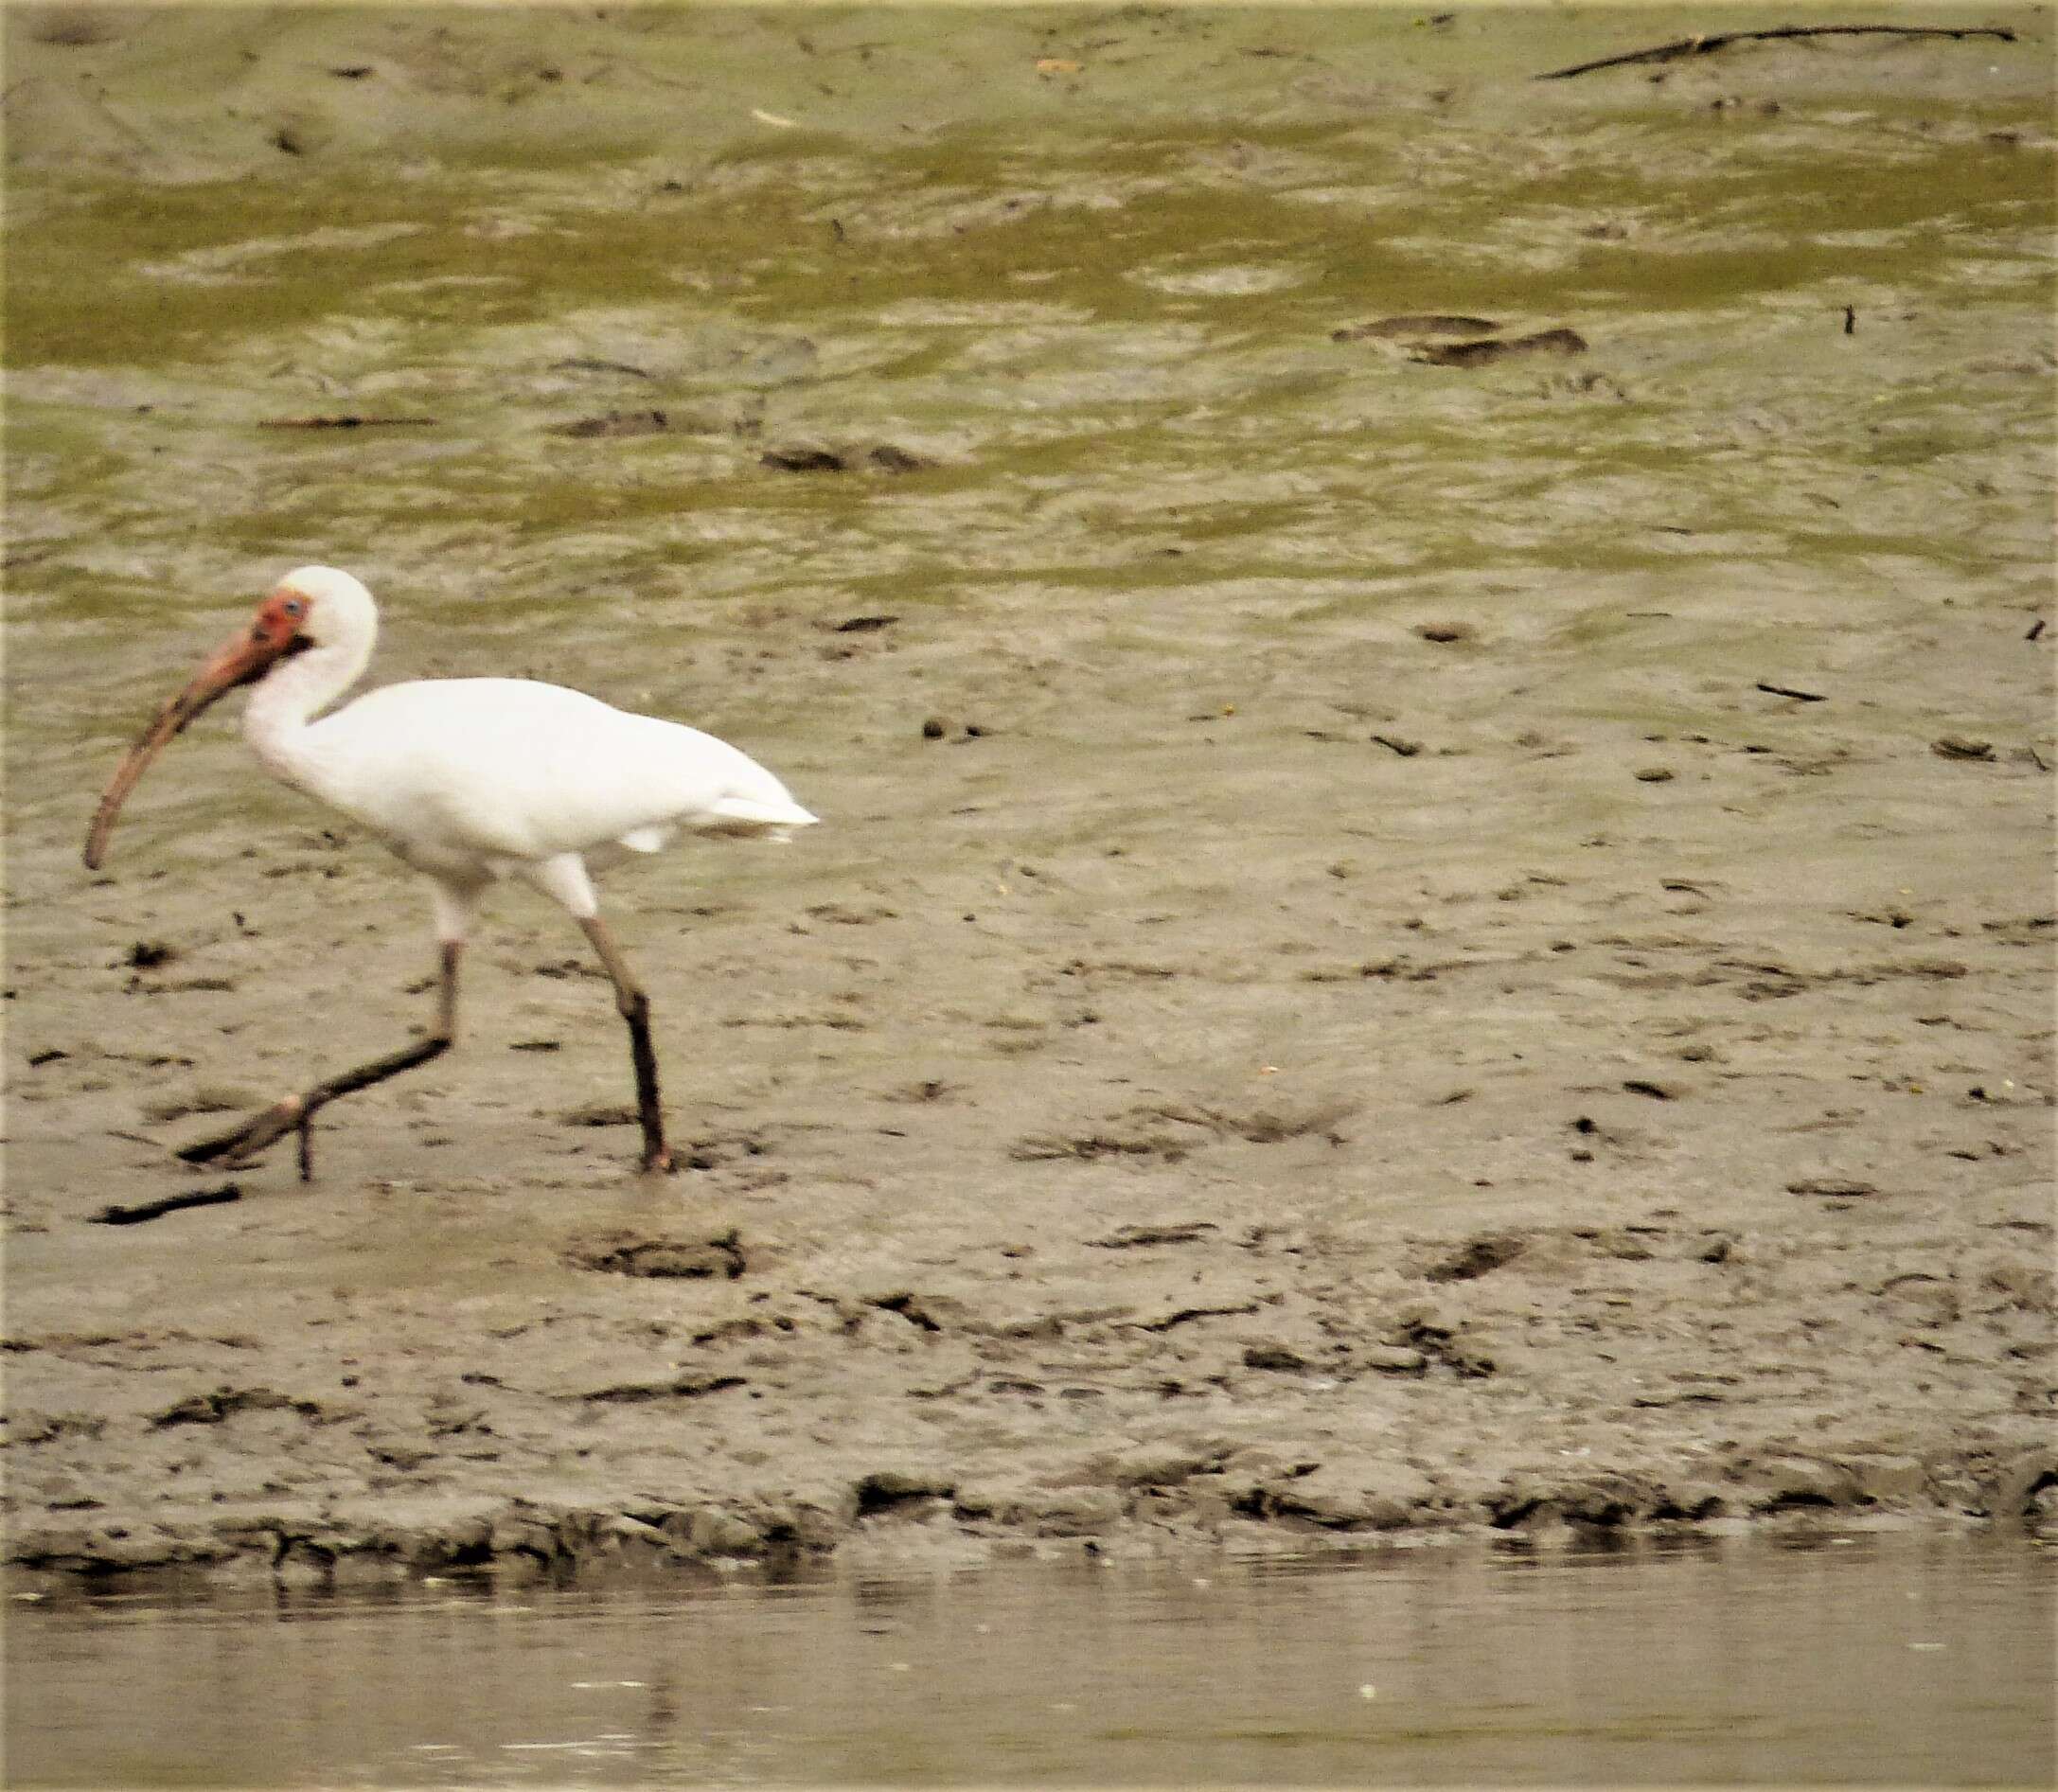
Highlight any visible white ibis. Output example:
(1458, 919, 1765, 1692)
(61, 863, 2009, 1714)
(83, 566, 817, 1179)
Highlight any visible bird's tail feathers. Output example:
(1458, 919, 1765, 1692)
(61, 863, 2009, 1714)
(699, 793, 820, 842)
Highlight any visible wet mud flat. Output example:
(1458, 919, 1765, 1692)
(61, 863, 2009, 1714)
(3, 6, 2054, 1589)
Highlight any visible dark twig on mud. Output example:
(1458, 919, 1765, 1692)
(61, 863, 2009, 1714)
(550, 357, 655, 380)
(1535, 25, 2016, 81)
(92, 1183, 243, 1226)
(257, 416, 438, 430)
(1756, 681, 1828, 702)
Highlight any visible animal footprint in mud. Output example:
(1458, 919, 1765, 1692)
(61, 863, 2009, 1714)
(564, 1229, 748, 1280)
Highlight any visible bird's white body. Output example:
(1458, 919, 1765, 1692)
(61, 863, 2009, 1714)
(233, 571, 815, 936)
(254, 676, 810, 887)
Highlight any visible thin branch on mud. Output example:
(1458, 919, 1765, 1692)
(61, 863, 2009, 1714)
(92, 1183, 243, 1226)
(257, 416, 438, 430)
(1535, 25, 2016, 81)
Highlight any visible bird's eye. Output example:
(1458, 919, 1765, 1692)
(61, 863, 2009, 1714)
(282, 599, 306, 619)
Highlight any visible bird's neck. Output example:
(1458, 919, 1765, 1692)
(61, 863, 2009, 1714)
(242, 639, 368, 786)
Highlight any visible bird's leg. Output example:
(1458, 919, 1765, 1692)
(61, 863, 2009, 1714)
(179, 943, 461, 1181)
(578, 916, 672, 1174)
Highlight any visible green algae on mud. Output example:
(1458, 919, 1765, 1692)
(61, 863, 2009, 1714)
(4, 6, 2054, 1585)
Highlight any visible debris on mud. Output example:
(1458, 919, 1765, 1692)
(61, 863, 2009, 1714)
(1412, 328, 1588, 366)
(565, 1229, 748, 1280)
(761, 442, 937, 474)
(1932, 735, 1996, 761)
(91, 1184, 244, 1227)
(1332, 314, 1500, 342)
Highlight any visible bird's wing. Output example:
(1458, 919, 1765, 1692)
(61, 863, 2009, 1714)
(297, 680, 813, 861)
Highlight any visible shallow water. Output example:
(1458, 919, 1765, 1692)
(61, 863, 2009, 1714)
(8, 1535, 2055, 1786)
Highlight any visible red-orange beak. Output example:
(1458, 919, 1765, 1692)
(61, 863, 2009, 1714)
(83, 614, 302, 870)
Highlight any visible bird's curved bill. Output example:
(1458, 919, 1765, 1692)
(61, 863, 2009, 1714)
(82, 625, 294, 869)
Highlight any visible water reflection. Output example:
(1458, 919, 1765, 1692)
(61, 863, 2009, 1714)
(9, 1533, 2053, 1785)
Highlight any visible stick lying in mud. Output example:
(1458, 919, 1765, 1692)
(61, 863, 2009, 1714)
(1535, 25, 2016, 81)
(92, 1183, 243, 1226)
(257, 416, 438, 430)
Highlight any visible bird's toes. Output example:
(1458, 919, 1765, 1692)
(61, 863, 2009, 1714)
(639, 1146, 676, 1176)
(178, 1101, 300, 1167)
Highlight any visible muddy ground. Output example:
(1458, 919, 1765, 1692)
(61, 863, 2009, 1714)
(4, 5, 2054, 1589)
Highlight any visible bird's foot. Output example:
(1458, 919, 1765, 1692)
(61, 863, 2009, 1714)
(178, 1097, 305, 1171)
(638, 1144, 675, 1176)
